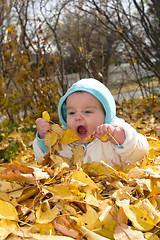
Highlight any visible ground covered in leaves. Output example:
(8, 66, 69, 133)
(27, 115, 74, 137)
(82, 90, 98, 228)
(0, 96, 160, 240)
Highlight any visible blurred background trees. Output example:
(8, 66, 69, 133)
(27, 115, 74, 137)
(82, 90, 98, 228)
(0, 0, 159, 122)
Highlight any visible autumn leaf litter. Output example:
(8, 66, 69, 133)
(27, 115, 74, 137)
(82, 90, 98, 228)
(0, 97, 160, 240)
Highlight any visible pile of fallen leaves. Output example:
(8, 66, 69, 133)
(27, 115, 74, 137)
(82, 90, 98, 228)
(0, 97, 160, 240)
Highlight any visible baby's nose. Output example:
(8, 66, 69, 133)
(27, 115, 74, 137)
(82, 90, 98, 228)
(75, 112, 83, 120)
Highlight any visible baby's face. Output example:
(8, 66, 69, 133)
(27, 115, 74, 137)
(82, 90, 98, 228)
(66, 92, 105, 141)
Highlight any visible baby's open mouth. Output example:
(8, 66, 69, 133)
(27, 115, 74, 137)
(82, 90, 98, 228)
(77, 126, 87, 138)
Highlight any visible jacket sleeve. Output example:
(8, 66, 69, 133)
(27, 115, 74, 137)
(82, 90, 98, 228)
(33, 138, 46, 163)
(111, 117, 149, 165)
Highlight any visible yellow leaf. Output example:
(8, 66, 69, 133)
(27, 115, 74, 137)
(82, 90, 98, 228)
(0, 199, 19, 221)
(85, 190, 104, 207)
(97, 205, 117, 239)
(96, 218, 117, 239)
(85, 130, 111, 143)
(0, 179, 23, 193)
(36, 204, 59, 224)
(72, 145, 84, 168)
(100, 129, 110, 142)
(101, 160, 128, 183)
(42, 111, 50, 122)
(147, 187, 160, 198)
(79, 46, 82, 52)
(17, 186, 39, 203)
(45, 185, 82, 201)
(144, 232, 160, 240)
(31, 223, 55, 235)
(8, 131, 22, 140)
(117, 207, 128, 224)
(117, 199, 160, 231)
(0, 219, 17, 240)
(130, 58, 137, 66)
(80, 226, 110, 240)
(0, 139, 9, 150)
(79, 205, 99, 229)
(44, 131, 58, 146)
(71, 170, 100, 190)
(133, 118, 142, 129)
(83, 162, 108, 176)
(50, 123, 64, 138)
(69, 182, 86, 199)
(28, 233, 75, 240)
(117, 27, 123, 33)
(50, 154, 66, 166)
(60, 129, 81, 144)
(84, 134, 95, 142)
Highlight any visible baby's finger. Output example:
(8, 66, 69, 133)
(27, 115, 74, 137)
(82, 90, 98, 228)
(36, 118, 43, 124)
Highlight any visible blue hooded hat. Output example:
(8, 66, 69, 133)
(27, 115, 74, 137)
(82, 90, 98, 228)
(58, 78, 116, 128)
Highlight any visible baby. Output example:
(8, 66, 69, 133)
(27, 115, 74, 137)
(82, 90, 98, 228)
(33, 78, 149, 167)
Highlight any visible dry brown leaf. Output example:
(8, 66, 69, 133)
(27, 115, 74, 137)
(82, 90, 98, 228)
(53, 215, 80, 239)
(0, 162, 36, 184)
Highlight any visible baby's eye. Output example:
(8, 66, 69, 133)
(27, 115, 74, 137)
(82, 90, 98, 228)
(85, 110, 92, 114)
(68, 111, 75, 115)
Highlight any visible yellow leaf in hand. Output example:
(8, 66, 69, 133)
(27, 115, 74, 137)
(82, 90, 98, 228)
(84, 135, 95, 142)
(100, 129, 110, 142)
(50, 123, 64, 139)
(100, 135, 109, 142)
(42, 111, 50, 122)
(60, 129, 81, 144)
(44, 131, 58, 146)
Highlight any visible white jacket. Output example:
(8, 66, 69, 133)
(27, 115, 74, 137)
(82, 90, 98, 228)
(33, 117, 149, 167)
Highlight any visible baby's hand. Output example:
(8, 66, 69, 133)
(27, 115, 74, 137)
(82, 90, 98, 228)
(36, 118, 50, 139)
(93, 124, 125, 145)
(93, 124, 115, 140)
